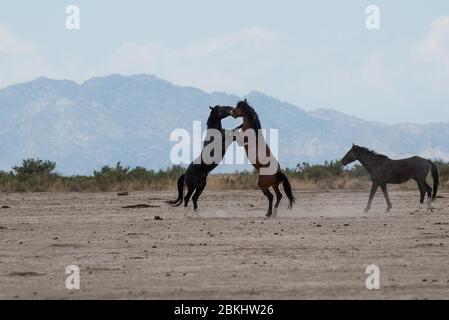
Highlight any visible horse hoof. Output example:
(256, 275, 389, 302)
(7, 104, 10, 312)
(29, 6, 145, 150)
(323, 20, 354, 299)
(363, 209, 369, 213)
(264, 214, 272, 220)
(272, 208, 278, 218)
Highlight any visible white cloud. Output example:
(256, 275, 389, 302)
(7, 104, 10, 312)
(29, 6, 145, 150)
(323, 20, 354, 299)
(413, 16, 449, 67)
(359, 17, 449, 103)
(0, 25, 50, 89)
(0, 56, 49, 88)
(360, 51, 393, 95)
(0, 26, 285, 95)
(0, 24, 35, 55)
(175, 27, 285, 58)
(361, 51, 383, 83)
(106, 42, 162, 75)
(93, 27, 285, 94)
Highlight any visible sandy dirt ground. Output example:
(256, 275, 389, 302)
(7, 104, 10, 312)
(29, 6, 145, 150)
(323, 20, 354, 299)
(0, 189, 448, 299)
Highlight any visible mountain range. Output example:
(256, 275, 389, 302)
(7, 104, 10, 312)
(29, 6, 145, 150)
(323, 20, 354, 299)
(1, 74, 448, 175)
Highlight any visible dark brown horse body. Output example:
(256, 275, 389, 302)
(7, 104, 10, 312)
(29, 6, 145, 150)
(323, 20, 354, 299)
(342, 145, 439, 212)
(232, 99, 295, 218)
(167, 105, 234, 211)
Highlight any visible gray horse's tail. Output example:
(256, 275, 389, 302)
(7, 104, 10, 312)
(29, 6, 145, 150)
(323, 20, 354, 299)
(429, 161, 439, 201)
(166, 174, 185, 206)
(277, 171, 295, 209)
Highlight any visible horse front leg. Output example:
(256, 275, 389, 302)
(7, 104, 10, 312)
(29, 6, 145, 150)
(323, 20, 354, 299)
(365, 182, 379, 213)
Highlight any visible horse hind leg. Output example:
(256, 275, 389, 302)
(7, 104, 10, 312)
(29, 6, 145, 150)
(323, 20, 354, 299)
(415, 180, 426, 205)
(425, 182, 433, 209)
(184, 187, 194, 208)
(380, 184, 392, 213)
(192, 181, 206, 212)
(272, 184, 283, 217)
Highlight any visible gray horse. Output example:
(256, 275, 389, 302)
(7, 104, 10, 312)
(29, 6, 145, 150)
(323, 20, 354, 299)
(342, 145, 439, 212)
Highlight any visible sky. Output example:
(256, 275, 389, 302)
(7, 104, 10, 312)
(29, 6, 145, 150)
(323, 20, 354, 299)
(1, 0, 449, 123)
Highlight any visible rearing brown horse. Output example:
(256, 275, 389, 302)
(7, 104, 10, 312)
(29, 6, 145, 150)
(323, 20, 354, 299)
(231, 99, 295, 218)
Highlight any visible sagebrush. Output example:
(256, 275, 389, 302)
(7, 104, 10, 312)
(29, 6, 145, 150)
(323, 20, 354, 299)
(1, 158, 448, 192)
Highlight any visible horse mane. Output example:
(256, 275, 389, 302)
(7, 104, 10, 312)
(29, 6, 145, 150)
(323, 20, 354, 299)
(239, 100, 261, 130)
(206, 109, 221, 129)
(355, 145, 389, 160)
(206, 113, 216, 127)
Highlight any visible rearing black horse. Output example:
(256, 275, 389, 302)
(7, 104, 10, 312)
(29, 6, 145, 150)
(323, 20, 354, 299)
(342, 144, 439, 212)
(167, 105, 235, 211)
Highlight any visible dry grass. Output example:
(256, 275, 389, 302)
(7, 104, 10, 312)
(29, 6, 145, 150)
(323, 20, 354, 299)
(192, 174, 448, 192)
(2, 159, 448, 193)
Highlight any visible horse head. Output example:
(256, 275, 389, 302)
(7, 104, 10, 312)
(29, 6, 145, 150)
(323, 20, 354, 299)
(209, 105, 233, 121)
(231, 99, 261, 130)
(342, 144, 359, 165)
(231, 99, 248, 118)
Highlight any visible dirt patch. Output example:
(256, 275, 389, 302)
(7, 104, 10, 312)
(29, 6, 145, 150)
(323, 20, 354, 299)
(0, 190, 448, 299)
(49, 243, 83, 248)
(8, 272, 43, 277)
(122, 204, 160, 209)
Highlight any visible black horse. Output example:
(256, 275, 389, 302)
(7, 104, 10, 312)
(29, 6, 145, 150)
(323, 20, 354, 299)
(167, 105, 235, 211)
(342, 144, 439, 212)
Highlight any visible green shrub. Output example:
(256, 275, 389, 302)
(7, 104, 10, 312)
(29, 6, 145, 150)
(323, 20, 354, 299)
(345, 164, 369, 178)
(290, 160, 344, 182)
(8, 159, 58, 192)
(93, 162, 130, 191)
(13, 159, 56, 177)
(1, 158, 448, 192)
(435, 160, 449, 184)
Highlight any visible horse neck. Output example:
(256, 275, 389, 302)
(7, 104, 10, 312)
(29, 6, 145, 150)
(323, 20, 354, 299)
(206, 116, 222, 130)
(241, 116, 255, 131)
(240, 115, 277, 171)
(203, 116, 223, 150)
(357, 151, 383, 171)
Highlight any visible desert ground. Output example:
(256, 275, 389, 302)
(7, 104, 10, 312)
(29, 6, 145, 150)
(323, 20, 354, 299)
(0, 189, 448, 299)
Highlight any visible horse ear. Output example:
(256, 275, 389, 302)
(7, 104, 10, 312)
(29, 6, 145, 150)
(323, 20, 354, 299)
(244, 98, 247, 103)
(209, 106, 213, 111)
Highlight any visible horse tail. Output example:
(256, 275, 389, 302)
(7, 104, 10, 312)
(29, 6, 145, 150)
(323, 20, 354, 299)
(277, 171, 295, 209)
(166, 174, 185, 206)
(429, 160, 439, 201)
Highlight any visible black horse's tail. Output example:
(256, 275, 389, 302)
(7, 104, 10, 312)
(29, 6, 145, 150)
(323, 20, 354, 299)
(166, 174, 185, 206)
(429, 160, 439, 201)
(277, 171, 295, 209)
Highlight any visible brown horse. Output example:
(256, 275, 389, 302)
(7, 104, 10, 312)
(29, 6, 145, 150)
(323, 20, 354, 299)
(231, 99, 295, 218)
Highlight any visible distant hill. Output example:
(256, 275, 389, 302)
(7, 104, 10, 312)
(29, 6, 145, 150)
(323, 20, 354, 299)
(1, 74, 448, 174)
